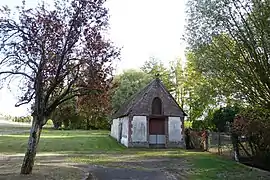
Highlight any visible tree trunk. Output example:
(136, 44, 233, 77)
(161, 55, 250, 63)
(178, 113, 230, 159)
(21, 116, 43, 174)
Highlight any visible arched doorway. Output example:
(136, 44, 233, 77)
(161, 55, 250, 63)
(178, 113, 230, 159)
(149, 97, 166, 147)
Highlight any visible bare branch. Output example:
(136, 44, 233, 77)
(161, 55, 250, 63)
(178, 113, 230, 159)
(0, 71, 34, 81)
(15, 92, 35, 107)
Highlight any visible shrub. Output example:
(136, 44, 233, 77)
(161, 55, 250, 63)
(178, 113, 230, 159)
(69, 115, 85, 129)
(233, 107, 270, 167)
(45, 119, 54, 126)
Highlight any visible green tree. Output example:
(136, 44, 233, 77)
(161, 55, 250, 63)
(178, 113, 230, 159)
(212, 106, 240, 132)
(141, 57, 174, 91)
(183, 52, 219, 121)
(169, 58, 186, 108)
(185, 0, 270, 108)
(111, 69, 152, 113)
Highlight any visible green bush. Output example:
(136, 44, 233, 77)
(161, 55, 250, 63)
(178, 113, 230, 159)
(45, 119, 54, 126)
(184, 121, 193, 128)
(69, 115, 86, 129)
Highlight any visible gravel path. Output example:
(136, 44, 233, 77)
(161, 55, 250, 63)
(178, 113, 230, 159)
(88, 166, 168, 180)
(87, 157, 189, 180)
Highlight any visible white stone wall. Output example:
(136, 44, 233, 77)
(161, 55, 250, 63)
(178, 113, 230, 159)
(168, 116, 183, 142)
(120, 116, 129, 147)
(110, 118, 120, 140)
(110, 116, 129, 147)
(131, 116, 147, 142)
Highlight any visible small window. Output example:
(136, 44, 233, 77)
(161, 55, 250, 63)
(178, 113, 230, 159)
(152, 97, 162, 114)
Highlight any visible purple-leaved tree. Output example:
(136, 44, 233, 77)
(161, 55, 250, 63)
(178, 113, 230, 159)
(0, 0, 120, 174)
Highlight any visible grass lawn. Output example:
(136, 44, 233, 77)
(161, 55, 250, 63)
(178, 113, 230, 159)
(0, 128, 269, 180)
(0, 129, 124, 154)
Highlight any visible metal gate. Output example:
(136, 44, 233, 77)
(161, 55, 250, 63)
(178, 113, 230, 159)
(149, 118, 165, 146)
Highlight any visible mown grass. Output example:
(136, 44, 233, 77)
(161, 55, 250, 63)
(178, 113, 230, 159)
(0, 129, 125, 154)
(1, 128, 270, 180)
(183, 151, 270, 180)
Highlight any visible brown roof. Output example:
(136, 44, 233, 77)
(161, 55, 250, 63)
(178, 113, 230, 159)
(112, 78, 187, 119)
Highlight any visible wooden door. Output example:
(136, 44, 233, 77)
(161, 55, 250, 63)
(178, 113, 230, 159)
(149, 118, 165, 145)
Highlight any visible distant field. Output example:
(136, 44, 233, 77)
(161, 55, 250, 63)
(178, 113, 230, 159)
(0, 119, 31, 129)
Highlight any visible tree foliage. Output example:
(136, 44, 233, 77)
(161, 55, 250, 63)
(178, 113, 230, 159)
(212, 106, 240, 132)
(185, 0, 270, 108)
(50, 95, 110, 130)
(111, 69, 151, 113)
(141, 57, 174, 91)
(49, 98, 77, 129)
(183, 52, 219, 121)
(0, 0, 120, 174)
(169, 58, 186, 108)
(77, 74, 112, 130)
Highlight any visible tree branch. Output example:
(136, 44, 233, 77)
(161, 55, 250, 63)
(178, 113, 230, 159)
(0, 71, 34, 81)
(15, 92, 35, 107)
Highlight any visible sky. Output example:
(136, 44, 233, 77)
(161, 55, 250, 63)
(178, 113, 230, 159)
(0, 0, 187, 116)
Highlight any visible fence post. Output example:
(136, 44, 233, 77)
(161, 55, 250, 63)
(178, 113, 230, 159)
(218, 131, 221, 155)
(231, 133, 239, 161)
(208, 132, 212, 151)
(202, 130, 209, 151)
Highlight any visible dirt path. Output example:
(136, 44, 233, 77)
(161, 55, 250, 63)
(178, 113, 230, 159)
(0, 154, 87, 180)
(87, 157, 189, 180)
(0, 151, 190, 180)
